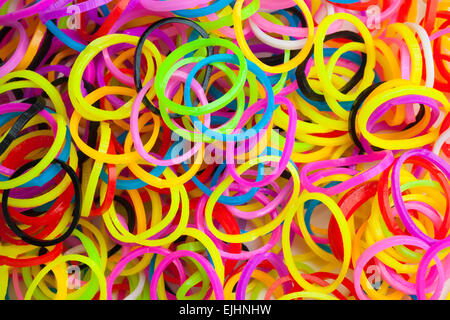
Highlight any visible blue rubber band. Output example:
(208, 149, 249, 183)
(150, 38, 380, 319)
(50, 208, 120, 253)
(292, 48, 381, 112)
(0, 113, 20, 128)
(99, 4, 110, 16)
(45, 20, 86, 52)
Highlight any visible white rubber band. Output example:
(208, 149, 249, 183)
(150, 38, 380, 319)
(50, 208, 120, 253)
(433, 128, 450, 156)
(405, 22, 435, 88)
(124, 271, 146, 300)
(249, 19, 308, 50)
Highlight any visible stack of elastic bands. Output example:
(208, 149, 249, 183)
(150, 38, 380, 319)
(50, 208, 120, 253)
(0, 0, 448, 300)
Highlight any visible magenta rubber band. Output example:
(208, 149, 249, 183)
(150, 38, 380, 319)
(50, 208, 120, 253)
(235, 252, 291, 300)
(0, 21, 29, 78)
(301, 150, 395, 196)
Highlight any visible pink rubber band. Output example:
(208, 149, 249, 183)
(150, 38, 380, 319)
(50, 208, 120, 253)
(149, 250, 224, 300)
(0, 0, 54, 24)
(301, 150, 395, 196)
(416, 239, 450, 300)
(106, 246, 186, 300)
(130, 71, 207, 166)
(195, 192, 283, 260)
(140, 0, 212, 12)
(0, 21, 28, 78)
(353, 235, 444, 300)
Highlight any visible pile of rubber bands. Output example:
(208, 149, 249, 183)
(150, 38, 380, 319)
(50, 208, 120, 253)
(0, 0, 449, 301)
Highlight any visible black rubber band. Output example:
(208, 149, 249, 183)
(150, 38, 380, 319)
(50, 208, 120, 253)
(286, 6, 308, 28)
(174, 235, 188, 245)
(133, 17, 214, 118)
(20, 208, 47, 217)
(38, 247, 50, 270)
(9, 76, 67, 101)
(349, 82, 428, 155)
(27, 28, 54, 71)
(105, 195, 136, 257)
(0, 26, 13, 43)
(280, 171, 292, 180)
(38, 247, 48, 257)
(50, 76, 69, 88)
(404, 104, 426, 130)
(165, 283, 176, 295)
(2, 158, 81, 247)
(0, 97, 45, 157)
(348, 82, 385, 153)
(260, 50, 299, 67)
(41, 77, 69, 100)
(7, 77, 25, 100)
(295, 31, 367, 102)
(0, 97, 56, 219)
